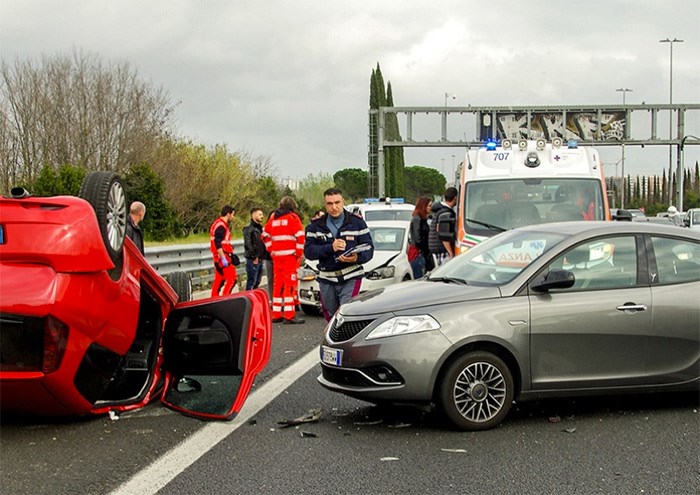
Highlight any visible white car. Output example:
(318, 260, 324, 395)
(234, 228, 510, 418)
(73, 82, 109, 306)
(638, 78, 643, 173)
(684, 208, 700, 231)
(346, 199, 414, 222)
(298, 220, 414, 315)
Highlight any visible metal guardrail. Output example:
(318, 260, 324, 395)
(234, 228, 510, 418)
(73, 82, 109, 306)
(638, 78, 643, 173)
(145, 240, 246, 289)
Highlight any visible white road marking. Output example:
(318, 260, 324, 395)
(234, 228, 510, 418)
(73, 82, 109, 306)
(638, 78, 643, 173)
(109, 348, 320, 495)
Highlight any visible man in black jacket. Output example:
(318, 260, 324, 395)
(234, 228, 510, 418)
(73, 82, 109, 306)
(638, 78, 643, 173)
(428, 187, 458, 266)
(126, 201, 146, 255)
(243, 207, 266, 290)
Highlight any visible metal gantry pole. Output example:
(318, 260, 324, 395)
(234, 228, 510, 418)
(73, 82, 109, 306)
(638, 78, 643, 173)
(660, 38, 684, 206)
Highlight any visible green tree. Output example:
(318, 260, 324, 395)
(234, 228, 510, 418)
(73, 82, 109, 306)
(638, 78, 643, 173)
(385, 82, 405, 197)
(404, 166, 446, 203)
(123, 163, 178, 241)
(334, 168, 368, 201)
(32, 164, 86, 196)
(255, 176, 283, 216)
(148, 140, 260, 234)
(293, 172, 335, 221)
(369, 63, 406, 198)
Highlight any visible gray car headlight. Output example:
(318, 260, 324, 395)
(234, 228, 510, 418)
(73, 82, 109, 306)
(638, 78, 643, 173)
(365, 315, 440, 340)
(366, 266, 395, 280)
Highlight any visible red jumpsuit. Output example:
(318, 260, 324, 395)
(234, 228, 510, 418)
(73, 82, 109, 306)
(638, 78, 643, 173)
(262, 211, 305, 320)
(210, 217, 237, 297)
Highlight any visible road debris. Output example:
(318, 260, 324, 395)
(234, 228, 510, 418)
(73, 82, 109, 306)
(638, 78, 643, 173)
(300, 431, 317, 438)
(353, 419, 382, 426)
(380, 457, 399, 462)
(277, 408, 322, 428)
(441, 448, 467, 453)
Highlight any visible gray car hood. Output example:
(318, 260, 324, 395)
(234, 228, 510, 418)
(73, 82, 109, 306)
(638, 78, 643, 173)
(340, 279, 502, 316)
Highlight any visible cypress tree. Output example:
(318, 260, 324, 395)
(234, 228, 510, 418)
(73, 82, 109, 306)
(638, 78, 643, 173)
(368, 63, 406, 197)
(385, 82, 405, 197)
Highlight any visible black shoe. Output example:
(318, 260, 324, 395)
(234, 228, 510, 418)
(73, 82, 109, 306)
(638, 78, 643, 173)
(283, 316, 305, 325)
(272, 317, 283, 323)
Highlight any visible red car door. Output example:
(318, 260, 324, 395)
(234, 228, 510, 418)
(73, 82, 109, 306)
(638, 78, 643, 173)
(160, 289, 271, 420)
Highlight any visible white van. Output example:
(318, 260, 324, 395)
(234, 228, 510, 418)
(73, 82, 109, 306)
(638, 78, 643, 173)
(456, 138, 611, 253)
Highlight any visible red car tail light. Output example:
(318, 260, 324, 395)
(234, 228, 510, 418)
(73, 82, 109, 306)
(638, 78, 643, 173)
(43, 316, 69, 374)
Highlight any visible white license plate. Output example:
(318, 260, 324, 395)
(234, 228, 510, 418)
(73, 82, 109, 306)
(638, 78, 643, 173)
(321, 346, 342, 366)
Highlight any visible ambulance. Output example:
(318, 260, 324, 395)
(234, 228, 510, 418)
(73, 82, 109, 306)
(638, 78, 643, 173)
(456, 138, 610, 253)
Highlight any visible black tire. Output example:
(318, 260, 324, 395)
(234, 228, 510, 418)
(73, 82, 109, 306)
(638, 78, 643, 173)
(169, 271, 193, 302)
(78, 171, 127, 264)
(438, 351, 514, 431)
(301, 304, 322, 316)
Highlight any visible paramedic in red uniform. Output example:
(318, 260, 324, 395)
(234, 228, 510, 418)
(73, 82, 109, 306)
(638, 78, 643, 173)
(210, 205, 237, 297)
(262, 196, 305, 324)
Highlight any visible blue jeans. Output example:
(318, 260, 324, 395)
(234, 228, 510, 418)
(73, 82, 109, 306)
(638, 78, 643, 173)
(245, 258, 264, 290)
(409, 255, 425, 279)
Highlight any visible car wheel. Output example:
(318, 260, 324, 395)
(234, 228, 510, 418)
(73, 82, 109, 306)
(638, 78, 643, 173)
(169, 271, 193, 302)
(78, 171, 127, 264)
(438, 351, 514, 431)
(301, 304, 322, 316)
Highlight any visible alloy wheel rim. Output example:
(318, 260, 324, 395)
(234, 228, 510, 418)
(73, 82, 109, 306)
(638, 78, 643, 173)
(453, 361, 507, 423)
(107, 182, 127, 251)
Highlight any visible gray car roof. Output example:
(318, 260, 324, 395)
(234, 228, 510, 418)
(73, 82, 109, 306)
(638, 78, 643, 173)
(517, 221, 700, 240)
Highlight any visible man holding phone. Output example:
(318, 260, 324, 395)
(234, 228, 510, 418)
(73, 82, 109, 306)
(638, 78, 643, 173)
(304, 188, 374, 321)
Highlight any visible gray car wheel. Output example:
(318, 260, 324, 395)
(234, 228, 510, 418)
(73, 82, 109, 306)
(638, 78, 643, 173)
(438, 351, 514, 430)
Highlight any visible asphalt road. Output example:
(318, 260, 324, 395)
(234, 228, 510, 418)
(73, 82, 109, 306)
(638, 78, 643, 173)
(1, 312, 698, 495)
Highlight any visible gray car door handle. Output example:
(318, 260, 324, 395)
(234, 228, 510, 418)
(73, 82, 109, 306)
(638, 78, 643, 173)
(616, 303, 648, 312)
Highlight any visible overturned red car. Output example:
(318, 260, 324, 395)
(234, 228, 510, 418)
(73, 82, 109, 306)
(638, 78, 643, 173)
(0, 172, 271, 420)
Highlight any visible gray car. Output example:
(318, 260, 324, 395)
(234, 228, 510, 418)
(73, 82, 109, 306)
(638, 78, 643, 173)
(318, 222, 700, 430)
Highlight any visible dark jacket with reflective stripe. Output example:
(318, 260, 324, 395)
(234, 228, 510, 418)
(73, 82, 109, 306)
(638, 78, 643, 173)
(304, 210, 374, 276)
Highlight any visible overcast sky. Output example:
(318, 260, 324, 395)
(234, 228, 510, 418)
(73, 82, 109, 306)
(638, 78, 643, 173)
(2, 0, 699, 182)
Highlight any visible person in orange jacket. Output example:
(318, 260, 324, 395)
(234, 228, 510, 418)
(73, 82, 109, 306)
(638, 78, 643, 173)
(210, 205, 238, 297)
(262, 197, 305, 324)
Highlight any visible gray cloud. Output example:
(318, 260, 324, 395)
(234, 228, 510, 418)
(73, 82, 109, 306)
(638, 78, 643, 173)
(1, 0, 698, 179)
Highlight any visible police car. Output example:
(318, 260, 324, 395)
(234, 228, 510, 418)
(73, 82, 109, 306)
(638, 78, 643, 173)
(346, 197, 415, 222)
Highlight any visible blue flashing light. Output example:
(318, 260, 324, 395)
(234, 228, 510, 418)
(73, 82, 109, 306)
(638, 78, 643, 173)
(567, 140, 578, 149)
(485, 138, 499, 151)
(363, 197, 405, 204)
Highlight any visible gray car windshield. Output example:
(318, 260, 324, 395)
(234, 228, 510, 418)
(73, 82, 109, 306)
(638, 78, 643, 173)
(429, 230, 567, 286)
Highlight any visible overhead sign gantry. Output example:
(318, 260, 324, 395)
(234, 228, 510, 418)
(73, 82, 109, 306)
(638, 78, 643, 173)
(368, 103, 700, 206)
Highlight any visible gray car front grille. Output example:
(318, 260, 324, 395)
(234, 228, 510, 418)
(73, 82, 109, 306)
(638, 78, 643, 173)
(328, 318, 374, 342)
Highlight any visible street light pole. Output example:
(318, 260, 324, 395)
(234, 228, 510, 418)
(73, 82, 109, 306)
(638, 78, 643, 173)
(660, 38, 684, 206)
(444, 92, 455, 106)
(615, 88, 632, 209)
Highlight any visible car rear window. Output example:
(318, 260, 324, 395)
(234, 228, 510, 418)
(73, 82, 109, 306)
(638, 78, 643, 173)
(365, 210, 412, 221)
